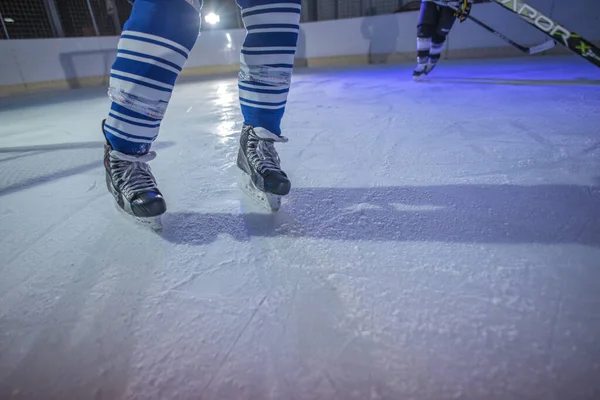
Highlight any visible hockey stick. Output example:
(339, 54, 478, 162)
(433, 1, 555, 55)
(491, 0, 600, 68)
(463, 12, 554, 54)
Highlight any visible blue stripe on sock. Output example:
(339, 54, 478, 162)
(105, 123, 157, 141)
(111, 103, 160, 122)
(263, 63, 294, 68)
(238, 85, 289, 94)
(238, 80, 273, 87)
(108, 112, 161, 128)
(246, 23, 299, 31)
(120, 34, 189, 59)
(105, 133, 152, 155)
(238, 0, 301, 7)
(110, 73, 172, 92)
(242, 7, 301, 18)
(241, 49, 296, 55)
(244, 32, 299, 48)
(240, 104, 285, 135)
(117, 49, 183, 72)
(241, 98, 287, 107)
(112, 57, 179, 86)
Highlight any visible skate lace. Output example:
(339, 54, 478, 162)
(110, 150, 158, 199)
(248, 138, 281, 173)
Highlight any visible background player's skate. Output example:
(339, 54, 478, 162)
(413, 0, 465, 80)
(237, 125, 291, 212)
(413, 37, 433, 80)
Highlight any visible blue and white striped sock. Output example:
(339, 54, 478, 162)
(237, 0, 301, 136)
(104, 0, 200, 155)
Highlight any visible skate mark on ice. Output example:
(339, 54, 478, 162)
(0, 218, 156, 399)
(0, 141, 105, 153)
(0, 159, 99, 197)
(85, 181, 97, 192)
(294, 129, 329, 161)
(466, 143, 491, 157)
(547, 290, 564, 368)
(0, 151, 45, 164)
(159, 259, 238, 296)
(0, 194, 105, 287)
(282, 280, 300, 338)
(201, 294, 268, 395)
(580, 141, 600, 156)
(517, 125, 558, 152)
(574, 219, 598, 245)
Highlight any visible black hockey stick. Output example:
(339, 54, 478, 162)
(463, 12, 555, 54)
(434, 1, 555, 55)
(491, 0, 600, 68)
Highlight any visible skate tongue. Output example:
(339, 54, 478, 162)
(252, 127, 289, 143)
(111, 150, 157, 163)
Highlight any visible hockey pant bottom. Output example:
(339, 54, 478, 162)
(104, 0, 301, 155)
(416, 2, 456, 64)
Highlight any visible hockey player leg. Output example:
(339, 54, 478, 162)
(427, 6, 457, 75)
(427, 35, 445, 75)
(103, 0, 200, 230)
(414, 36, 432, 79)
(414, 1, 439, 80)
(235, 0, 301, 212)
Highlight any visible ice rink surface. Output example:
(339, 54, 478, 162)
(1, 55, 599, 399)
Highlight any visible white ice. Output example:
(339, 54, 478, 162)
(1, 55, 599, 399)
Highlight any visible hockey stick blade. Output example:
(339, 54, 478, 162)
(527, 39, 555, 54)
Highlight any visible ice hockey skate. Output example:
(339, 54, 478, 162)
(412, 62, 429, 80)
(413, 59, 438, 80)
(102, 121, 166, 231)
(424, 60, 438, 75)
(236, 124, 291, 212)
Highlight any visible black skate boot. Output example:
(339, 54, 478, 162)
(424, 60, 438, 76)
(412, 62, 429, 80)
(102, 120, 166, 230)
(236, 124, 290, 212)
(426, 42, 443, 76)
(413, 52, 431, 81)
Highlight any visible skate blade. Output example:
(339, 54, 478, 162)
(237, 171, 282, 212)
(135, 215, 163, 232)
(114, 203, 163, 232)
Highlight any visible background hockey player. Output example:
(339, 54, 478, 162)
(413, 0, 472, 79)
(102, 0, 301, 230)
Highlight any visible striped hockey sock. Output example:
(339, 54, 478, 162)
(237, 0, 302, 136)
(104, 0, 200, 155)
